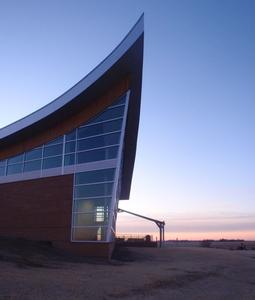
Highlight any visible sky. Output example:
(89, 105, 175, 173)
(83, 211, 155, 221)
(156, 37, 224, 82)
(0, 0, 254, 240)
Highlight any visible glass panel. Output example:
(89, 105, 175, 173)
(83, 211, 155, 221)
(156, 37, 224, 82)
(65, 141, 76, 154)
(66, 130, 76, 141)
(0, 160, 6, 167)
(25, 148, 43, 161)
(73, 213, 108, 226)
(24, 160, 41, 172)
(72, 226, 107, 241)
(7, 163, 23, 175)
(8, 154, 24, 164)
(77, 146, 119, 164)
(75, 168, 115, 185)
(73, 197, 111, 212)
(44, 144, 63, 157)
(73, 213, 94, 226)
(74, 199, 95, 212)
(87, 106, 125, 125)
(64, 154, 75, 166)
(42, 156, 62, 169)
(110, 95, 126, 107)
(77, 132, 120, 151)
(74, 182, 113, 198)
(0, 167, 5, 176)
(78, 119, 123, 139)
(45, 136, 63, 146)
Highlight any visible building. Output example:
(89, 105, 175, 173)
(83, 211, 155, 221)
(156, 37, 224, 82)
(0, 16, 144, 257)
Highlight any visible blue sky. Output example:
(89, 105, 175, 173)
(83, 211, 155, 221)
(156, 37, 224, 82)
(0, 0, 254, 240)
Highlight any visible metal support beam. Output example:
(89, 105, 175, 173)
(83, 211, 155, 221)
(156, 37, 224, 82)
(118, 208, 165, 247)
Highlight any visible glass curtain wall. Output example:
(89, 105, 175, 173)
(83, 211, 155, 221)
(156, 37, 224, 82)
(71, 93, 129, 242)
(0, 95, 127, 177)
(72, 168, 115, 241)
(0, 92, 129, 242)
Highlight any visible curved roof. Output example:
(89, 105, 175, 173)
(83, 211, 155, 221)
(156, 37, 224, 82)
(0, 15, 144, 199)
(0, 16, 143, 140)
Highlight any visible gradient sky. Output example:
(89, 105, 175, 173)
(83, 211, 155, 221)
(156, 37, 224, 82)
(0, 0, 254, 240)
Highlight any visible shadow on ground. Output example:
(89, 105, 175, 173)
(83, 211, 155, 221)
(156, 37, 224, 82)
(0, 237, 112, 268)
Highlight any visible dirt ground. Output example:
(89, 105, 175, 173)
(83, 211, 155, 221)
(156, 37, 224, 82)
(0, 239, 255, 300)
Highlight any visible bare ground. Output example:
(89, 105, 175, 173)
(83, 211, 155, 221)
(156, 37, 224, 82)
(0, 238, 255, 300)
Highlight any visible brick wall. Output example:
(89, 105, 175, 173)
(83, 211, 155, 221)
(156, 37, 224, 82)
(0, 174, 114, 257)
(0, 175, 73, 242)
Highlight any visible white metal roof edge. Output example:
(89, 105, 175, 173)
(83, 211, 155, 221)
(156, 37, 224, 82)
(0, 15, 144, 140)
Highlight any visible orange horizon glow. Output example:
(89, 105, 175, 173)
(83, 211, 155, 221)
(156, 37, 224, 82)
(117, 230, 255, 241)
(117, 211, 255, 241)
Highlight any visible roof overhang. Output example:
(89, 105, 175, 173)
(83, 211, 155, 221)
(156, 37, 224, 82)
(0, 15, 144, 200)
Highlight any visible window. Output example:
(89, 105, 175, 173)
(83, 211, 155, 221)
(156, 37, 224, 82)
(0, 160, 6, 167)
(72, 167, 116, 240)
(73, 197, 111, 213)
(0, 167, 5, 176)
(65, 141, 76, 154)
(24, 160, 41, 172)
(95, 206, 106, 222)
(110, 95, 126, 106)
(0, 160, 6, 176)
(0, 93, 126, 181)
(65, 130, 76, 141)
(7, 164, 23, 175)
(8, 154, 24, 164)
(77, 146, 119, 164)
(45, 136, 63, 145)
(75, 168, 115, 185)
(77, 132, 120, 152)
(72, 226, 107, 241)
(25, 148, 42, 161)
(75, 182, 113, 198)
(44, 144, 63, 157)
(64, 154, 75, 166)
(42, 156, 62, 169)
(77, 118, 123, 139)
(85, 105, 125, 125)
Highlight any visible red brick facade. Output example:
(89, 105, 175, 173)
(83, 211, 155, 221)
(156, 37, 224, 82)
(0, 175, 73, 241)
(0, 175, 113, 257)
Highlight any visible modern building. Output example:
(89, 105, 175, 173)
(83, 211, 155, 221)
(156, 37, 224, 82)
(0, 16, 143, 257)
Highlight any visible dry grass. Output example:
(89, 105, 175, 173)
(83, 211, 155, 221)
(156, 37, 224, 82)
(0, 237, 255, 299)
